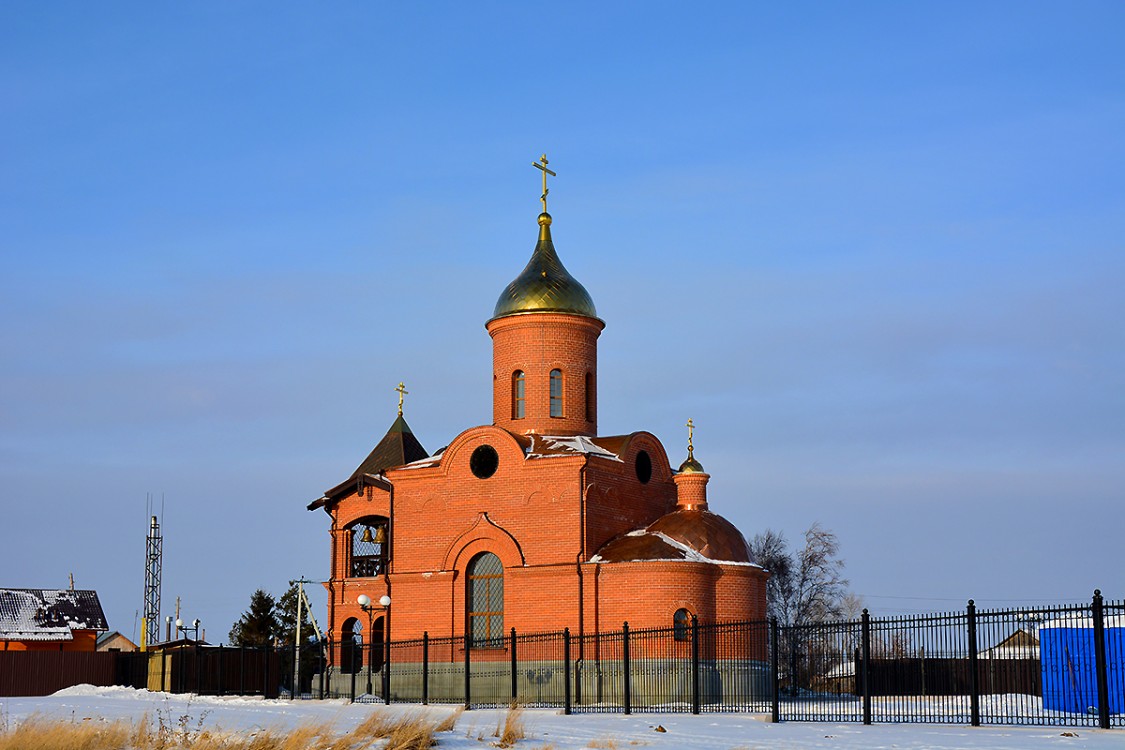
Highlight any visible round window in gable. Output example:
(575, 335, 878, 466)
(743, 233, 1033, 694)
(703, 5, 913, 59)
(470, 445, 500, 479)
(635, 450, 652, 484)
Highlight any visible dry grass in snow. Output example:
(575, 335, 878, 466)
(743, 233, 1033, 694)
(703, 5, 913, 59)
(0, 707, 460, 750)
(493, 705, 527, 748)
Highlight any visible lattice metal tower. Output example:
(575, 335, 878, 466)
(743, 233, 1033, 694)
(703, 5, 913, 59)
(142, 514, 163, 648)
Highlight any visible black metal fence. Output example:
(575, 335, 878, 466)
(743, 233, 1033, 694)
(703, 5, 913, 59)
(7, 590, 1123, 729)
(776, 591, 1124, 728)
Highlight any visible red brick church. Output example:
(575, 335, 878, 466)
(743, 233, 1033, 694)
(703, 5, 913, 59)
(309, 160, 767, 670)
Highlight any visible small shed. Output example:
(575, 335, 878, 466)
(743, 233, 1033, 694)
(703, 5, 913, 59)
(1040, 616, 1124, 715)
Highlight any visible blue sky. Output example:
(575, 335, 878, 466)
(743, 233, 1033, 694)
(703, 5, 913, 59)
(2, 2, 1122, 641)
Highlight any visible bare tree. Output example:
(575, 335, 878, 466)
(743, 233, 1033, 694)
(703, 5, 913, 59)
(749, 522, 849, 628)
(749, 523, 850, 695)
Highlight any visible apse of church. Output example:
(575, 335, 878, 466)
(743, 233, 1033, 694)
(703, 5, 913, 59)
(309, 156, 767, 657)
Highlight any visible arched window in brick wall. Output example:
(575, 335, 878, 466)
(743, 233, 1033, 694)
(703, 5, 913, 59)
(347, 516, 388, 577)
(584, 371, 594, 422)
(673, 608, 691, 641)
(512, 371, 525, 419)
(549, 369, 563, 417)
(467, 552, 504, 648)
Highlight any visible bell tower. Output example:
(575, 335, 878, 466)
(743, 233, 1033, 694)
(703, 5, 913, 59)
(486, 156, 603, 437)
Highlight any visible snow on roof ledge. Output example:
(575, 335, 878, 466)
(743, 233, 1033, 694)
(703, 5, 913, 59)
(528, 435, 623, 462)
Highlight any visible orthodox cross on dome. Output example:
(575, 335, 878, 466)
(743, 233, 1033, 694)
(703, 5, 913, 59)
(532, 154, 556, 214)
(686, 418, 696, 460)
(395, 382, 409, 417)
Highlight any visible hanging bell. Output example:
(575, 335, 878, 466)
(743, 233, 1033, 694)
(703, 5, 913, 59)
(373, 525, 387, 544)
(360, 526, 375, 544)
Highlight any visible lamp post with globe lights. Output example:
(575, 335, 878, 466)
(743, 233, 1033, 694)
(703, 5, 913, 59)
(356, 595, 376, 696)
(379, 595, 391, 703)
(175, 618, 201, 642)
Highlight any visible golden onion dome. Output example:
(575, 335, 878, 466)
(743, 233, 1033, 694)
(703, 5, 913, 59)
(492, 212, 598, 320)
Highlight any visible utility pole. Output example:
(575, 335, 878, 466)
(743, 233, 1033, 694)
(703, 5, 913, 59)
(289, 577, 316, 698)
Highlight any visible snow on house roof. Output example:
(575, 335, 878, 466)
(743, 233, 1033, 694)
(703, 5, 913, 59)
(0, 589, 109, 641)
(1041, 614, 1125, 630)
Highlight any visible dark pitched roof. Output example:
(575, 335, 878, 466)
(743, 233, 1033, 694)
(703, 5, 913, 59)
(349, 415, 428, 480)
(0, 589, 109, 641)
(308, 415, 429, 511)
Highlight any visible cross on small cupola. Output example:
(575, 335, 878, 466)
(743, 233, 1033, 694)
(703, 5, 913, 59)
(532, 154, 556, 214)
(678, 417, 705, 474)
(395, 382, 409, 417)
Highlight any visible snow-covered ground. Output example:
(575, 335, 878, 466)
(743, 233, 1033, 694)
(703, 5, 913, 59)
(0, 685, 1119, 749)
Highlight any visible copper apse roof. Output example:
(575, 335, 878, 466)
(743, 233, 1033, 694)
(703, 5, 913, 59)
(594, 508, 753, 565)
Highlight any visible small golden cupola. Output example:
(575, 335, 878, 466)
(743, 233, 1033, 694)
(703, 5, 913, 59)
(674, 418, 709, 510)
(491, 155, 598, 321)
(593, 420, 752, 563)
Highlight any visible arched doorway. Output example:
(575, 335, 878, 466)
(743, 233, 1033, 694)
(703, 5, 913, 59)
(341, 617, 361, 674)
(369, 616, 385, 672)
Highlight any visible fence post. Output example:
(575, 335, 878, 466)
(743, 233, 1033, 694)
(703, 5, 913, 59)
(575, 629, 582, 705)
(162, 650, 168, 693)
(564, 627, 572, 715)
(217, 644, 224, 696)
(195, 642, 202, 695)
(861, 609, 872, 726)
(239, 647, 245, 696)
(691, 615, 700, 715)
(349, 646, 357, 703)
(967, 600, 980, 727)
(422, 632, 429, 705)
(511, 627, 519, 704)
(622, 621, 631, 715)
(383, 631, 392, 706)
(1092, 589, 1111, 730)
(770, 618, 780, 723)
(464, 633, 471, 709)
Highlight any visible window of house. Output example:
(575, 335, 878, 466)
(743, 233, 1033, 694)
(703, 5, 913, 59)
(512, 371, 525, 419)
(674, 608, 691, 641)
(467, 552, 504, 648)
(549, 369, 563, 417)
(349, 517, 389, 577)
